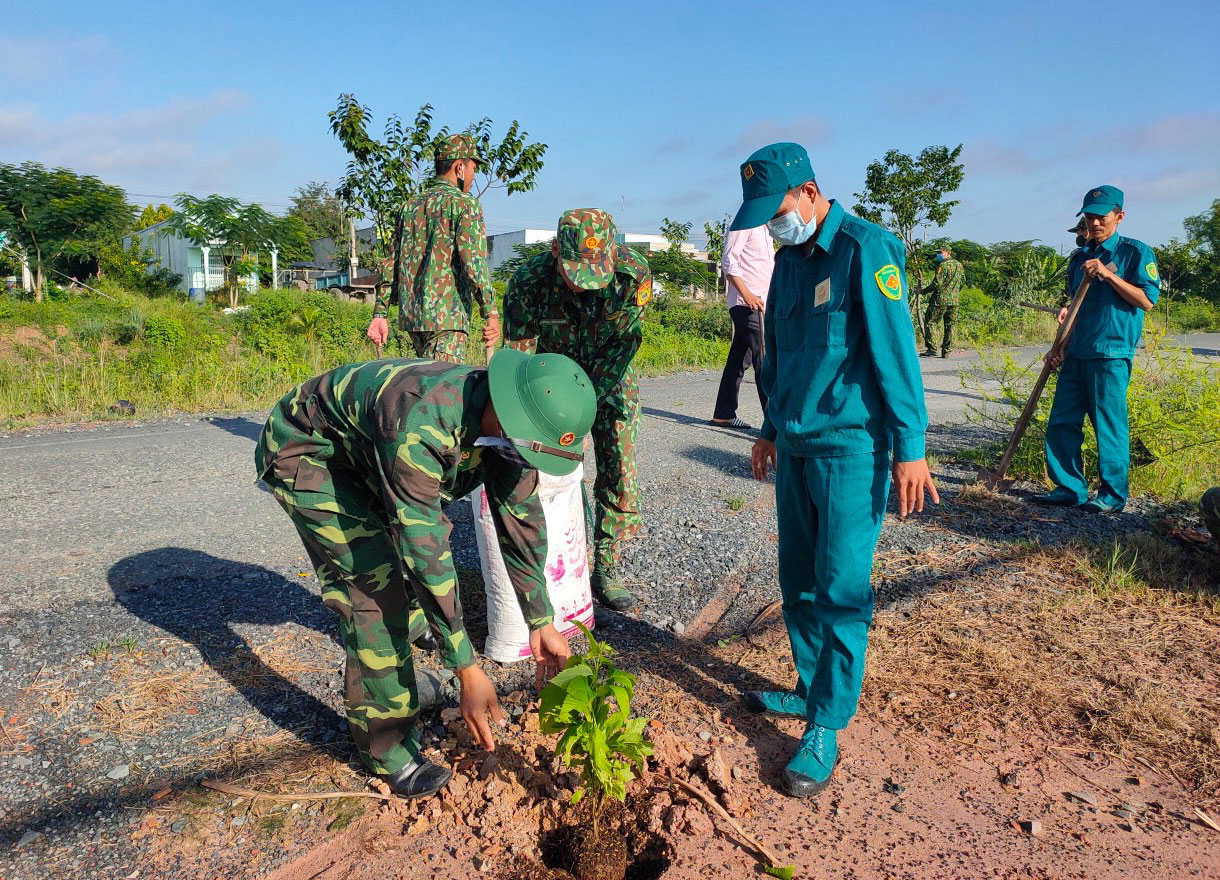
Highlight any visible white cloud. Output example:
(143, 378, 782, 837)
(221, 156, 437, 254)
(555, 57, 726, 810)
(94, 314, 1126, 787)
(0, 91, 285, 199)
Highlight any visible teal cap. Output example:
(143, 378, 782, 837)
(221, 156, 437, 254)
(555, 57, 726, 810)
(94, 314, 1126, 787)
(730, 142, 815, 230)
(1078, 185, 1123, 216)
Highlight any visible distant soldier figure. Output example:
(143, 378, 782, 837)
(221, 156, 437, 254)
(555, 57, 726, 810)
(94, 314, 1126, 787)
(503, 209, 652, 612)
(921, 245, 965, 358)
(367, 134, 501, 362)
(255, 352, 594, 798)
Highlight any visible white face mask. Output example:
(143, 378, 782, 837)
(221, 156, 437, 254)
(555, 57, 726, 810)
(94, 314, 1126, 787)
(765, 190, 817, 246)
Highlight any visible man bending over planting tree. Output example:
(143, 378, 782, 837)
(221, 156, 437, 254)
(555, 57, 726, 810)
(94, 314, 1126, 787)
(255, 351, 595, 798)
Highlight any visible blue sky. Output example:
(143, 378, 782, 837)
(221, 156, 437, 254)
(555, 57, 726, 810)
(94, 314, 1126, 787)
(3, 0, 1218, 249)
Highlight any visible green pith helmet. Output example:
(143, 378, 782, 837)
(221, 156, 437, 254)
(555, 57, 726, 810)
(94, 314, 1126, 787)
(486, 349, 596, 476)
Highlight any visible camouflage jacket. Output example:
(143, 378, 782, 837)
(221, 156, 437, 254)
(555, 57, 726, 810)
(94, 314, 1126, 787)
(255, 360, 551, 669)
(375, 180, 498, 333)
(929, 258, 965, 305)
(503, 246, 651, 403)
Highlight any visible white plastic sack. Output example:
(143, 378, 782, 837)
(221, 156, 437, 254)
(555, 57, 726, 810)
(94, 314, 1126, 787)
(473, 464, 595, 663)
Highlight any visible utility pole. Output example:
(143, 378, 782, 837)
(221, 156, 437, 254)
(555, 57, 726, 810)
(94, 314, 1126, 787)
(349, 217, 358, 282)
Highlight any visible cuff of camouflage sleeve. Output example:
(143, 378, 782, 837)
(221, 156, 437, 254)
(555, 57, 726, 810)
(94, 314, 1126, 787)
(441, 641, 477, 671)
(526, 615, 554, 632)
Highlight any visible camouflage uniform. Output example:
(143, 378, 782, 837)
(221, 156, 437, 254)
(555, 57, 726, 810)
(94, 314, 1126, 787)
(375, 134, 497, 363)
(254, 359, 551, 775)
(503, 209, 652, 574)
(923, 257, 965, 356)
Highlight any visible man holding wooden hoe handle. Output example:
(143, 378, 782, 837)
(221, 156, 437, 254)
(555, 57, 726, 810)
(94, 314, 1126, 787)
(1033, 185, 1160, 514)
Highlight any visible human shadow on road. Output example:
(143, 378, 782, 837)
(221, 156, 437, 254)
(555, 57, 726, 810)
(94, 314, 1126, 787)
(676, 444, 755, 480)
(202, 415, 265, 442)
(108, 548, 344, 755)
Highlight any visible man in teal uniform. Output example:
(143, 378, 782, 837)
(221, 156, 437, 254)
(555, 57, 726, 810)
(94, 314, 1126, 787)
(1033, 186, 1159, 513)
(735, 143, 939, 798)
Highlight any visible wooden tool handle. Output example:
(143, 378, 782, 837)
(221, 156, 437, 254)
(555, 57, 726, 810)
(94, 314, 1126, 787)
(992, 277, 1091, 483)
(485, 343, 495, 365)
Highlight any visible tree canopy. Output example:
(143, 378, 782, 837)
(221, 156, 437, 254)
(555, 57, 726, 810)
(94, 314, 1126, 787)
(328, 95, 547, 255)
(0, 161, 132, 300)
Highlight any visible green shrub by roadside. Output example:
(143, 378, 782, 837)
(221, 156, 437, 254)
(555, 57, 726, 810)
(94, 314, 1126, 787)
(963, 332, 1220, 501)
(0, 286, 733, 428)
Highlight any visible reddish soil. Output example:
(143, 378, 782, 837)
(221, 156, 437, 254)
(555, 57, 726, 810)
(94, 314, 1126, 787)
(256, 674, 1217, 880)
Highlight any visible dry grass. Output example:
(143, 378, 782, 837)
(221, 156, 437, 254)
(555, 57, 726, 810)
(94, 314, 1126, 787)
(861, 536, 1220, 806)
(93, 666, 213, 737)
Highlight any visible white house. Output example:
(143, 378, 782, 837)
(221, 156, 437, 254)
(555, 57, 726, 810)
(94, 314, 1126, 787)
(124, 220, 265, 297)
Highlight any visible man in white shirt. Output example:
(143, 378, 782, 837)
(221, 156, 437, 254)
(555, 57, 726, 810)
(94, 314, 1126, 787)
(710, 225, 775, 429)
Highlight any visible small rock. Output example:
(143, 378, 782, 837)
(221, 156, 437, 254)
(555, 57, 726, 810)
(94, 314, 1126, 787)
(698, 730, 712, 743)
(1020, 820, 1044, 837)
(13, 755, 34, 770)
(999, 771, 1018, 787)
(1065, 790, 1097, 808)
(1115, 808, 1133, 819)
(731, 766, 743, 782)
(440, 707, 462, 724)
(883, 779, 906, 796)
(109, 400, 136, 415)
(890, 802, 906, 813)
(672, 621, 686, 635)
(107, 764, 131, 781)
(480, 754, 500, 780)
(16, 830, 42, 848)
(231, 816, 246, 827)
(171, 819, 187, 833)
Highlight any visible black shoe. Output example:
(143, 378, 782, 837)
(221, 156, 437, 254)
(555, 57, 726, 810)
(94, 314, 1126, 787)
(1030, 488, 1081, 507)
(412, 629, 437, 652)
(920, 349, 937, 358)
(939, 351, 950, 359)
(591, 565, 637, 612)
(380, 758, 452, 799)
(1081, 498, 1124, 514)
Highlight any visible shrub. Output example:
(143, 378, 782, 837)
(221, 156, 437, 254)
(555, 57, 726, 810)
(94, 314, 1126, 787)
(1166, 297, 1220, 332)
(143, 314, 186, 348)
(114, 308, 146, 345)
(77, 318, 105, 344)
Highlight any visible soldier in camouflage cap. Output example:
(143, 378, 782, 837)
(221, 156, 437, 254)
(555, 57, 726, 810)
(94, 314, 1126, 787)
(504, 209, 653, 612)
(255, 351, 595, 798)
(369, 132, 500, 362)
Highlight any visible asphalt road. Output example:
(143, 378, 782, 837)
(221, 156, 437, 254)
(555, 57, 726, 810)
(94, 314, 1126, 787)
(2, 333, 1216, 616)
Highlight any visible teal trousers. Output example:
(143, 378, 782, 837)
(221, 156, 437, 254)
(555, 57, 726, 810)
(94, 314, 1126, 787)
(775, 449, 890, 729)
(1045, 356, 1132, 508)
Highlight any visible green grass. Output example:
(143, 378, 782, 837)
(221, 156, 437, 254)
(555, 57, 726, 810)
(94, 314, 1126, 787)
(0, 287, 732, 428)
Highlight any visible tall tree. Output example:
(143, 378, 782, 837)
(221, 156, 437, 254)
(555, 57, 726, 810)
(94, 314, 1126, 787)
(702, 215, 728, 266)
(1181, 198, 1220, 304)
(164, 194, 308, 308)
(328, 95, 547, 256)
(135, 203, 174, 230)
(0, 161, 132, 300)
(287, 181, 346, 251)
(853, 145, 965, 335)
(650, 217, 713, 295)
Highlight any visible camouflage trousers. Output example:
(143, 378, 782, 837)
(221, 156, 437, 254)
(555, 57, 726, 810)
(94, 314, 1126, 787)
(265, 464, 429, 776)
(592, 368, 643, 571)
(407, 330, 468, 363)
(1203, 487, 1220, 547)
(923, 294, 957, 355)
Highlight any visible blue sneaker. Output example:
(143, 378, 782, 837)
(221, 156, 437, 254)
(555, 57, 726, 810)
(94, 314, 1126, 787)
(784, 725, 838, 798)
(744, 691, 806, 718)
(1030, 488, 1083, 507)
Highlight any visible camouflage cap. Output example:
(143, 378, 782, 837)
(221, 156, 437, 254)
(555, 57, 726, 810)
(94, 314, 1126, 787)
(556, 208, 616, 291)
(436, 133, 479, 162)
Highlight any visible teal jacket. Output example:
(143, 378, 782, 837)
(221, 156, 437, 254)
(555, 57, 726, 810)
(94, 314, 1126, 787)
(1064, 232, 1160, 360)
(760, 200, 928, 462)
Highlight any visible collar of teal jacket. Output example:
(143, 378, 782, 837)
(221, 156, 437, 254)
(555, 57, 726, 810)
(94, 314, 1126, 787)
(811, 200, 846, 254)
(1086, 231, 1121, 259)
